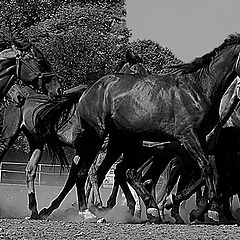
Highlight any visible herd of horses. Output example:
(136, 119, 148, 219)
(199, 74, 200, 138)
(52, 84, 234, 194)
(1, 34, 240, 224)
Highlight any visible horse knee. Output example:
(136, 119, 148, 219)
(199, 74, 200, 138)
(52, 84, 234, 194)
(25, 163, 37, 183)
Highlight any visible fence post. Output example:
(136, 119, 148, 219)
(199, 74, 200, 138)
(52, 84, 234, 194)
(38, 164, 42, 185)
(0, 162, 2, 183)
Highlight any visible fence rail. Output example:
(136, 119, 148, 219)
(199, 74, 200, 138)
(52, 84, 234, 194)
(0, 162, 114, 188)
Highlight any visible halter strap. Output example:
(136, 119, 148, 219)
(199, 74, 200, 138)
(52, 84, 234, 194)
(14, 49, 55, 93)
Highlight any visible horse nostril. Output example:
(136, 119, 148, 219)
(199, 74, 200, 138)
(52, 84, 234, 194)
(57, 88, 63, 96)
(17, 95, 25, 105)
(17, 95, 23, 102)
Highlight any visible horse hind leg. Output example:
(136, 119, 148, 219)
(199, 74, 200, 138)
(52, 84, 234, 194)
(169, 129, 216, 210)
(88, 133, 126, 216)
(39, 128, 103, 220)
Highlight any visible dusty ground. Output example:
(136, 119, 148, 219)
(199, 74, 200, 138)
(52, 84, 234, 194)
(1, 184, 240, 239)
(0, 219, 240, 240)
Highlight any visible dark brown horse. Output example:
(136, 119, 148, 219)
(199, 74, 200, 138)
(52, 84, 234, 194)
(0, 84, 87, 219)
(190, 76, 240, 224)
(154, 77, 240, 224)
(0, 39, 62, 101)
(38, 34, 240, 222)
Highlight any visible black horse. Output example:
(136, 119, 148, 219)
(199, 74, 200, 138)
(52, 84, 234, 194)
(38, 34, 240, 222)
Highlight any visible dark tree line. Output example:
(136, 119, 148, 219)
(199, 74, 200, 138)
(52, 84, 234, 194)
(0, 0, 181, 152)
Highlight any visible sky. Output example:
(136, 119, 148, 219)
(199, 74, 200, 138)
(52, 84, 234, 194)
(126, 0, 240, 62)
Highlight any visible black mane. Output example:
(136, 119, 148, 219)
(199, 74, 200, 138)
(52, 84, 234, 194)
(170, 33, 240, 74)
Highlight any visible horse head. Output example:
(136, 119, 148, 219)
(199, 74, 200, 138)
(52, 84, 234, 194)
(2, 39, 63, 101)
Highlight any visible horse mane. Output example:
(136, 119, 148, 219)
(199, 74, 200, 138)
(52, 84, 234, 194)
(170, 33, 240, 74)
(34, 86, 87, 168)
(0, 49, 16, 76)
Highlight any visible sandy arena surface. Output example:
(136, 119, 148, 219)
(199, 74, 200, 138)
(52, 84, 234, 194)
(1, 219, 240, 240)
(1, 184, 240, 239)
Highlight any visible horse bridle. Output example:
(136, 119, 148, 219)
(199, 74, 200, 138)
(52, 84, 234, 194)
(14, 48, 56, 93)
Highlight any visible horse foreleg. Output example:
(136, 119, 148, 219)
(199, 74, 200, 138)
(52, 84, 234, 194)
(25, 148, 43, 220)
(126, 168, 161, 223)
(106, 180, 120, 209)
(157, 157, 182, 220)
(221, 196, 237, 224)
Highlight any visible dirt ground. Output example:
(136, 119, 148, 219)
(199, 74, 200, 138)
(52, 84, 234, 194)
(1, 219, 240, 240)
(1, 184, 240, 239)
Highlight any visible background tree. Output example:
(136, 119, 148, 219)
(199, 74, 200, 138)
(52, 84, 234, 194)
(25, 1, 130, 88)
(0, 0, 182, 153)
(127, 39, 182, 74)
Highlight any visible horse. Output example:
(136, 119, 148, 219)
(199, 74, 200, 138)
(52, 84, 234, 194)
(0, 39, 62, 101)
(0, 84, 87, 219)
(152, 77, 240, 224)
(38, 33, 240, 222)
(189, 76, 240, 224)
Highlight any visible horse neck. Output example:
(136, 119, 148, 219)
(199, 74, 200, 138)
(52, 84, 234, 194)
(196, 49, 237, 106)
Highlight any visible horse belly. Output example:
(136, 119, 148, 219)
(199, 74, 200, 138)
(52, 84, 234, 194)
(111, 103, 176, 141)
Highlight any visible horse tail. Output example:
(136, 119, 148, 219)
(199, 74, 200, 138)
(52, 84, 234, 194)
(45, 134, 69, 172)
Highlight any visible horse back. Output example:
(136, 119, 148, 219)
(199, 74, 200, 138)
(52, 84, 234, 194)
(78, 73, 210, 140)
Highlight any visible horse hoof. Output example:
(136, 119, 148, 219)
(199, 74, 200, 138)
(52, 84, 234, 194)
(88, 205, 109, 218)
(106, 201, 116, 210)
(173, 215, 185, 224)
(30, 212, 40, 220)
(79, 209, 97, 220)
(97, 218, 107, 223)
(189, 209, 197, 222)
(146, 208, 161, 223)
(164, 194, 174, 210)
(207, 210, 219, 222)
(38, 208, 49, 220)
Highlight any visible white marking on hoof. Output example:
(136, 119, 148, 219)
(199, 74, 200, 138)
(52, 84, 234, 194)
(207, 210, 219, 222)
(25, 216, 30, 220)
(73, 155, 80, 165)
(147, 208, 159, 218)
(79, 209, 97, 219)
(97, 218, 107, 223)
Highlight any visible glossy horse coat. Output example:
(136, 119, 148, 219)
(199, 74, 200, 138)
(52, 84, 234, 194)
(38, 34, 240, 222)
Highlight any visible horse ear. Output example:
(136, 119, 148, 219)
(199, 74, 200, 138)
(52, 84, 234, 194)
(12, 38, 31, 51)
(126, 49, 133, 63)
